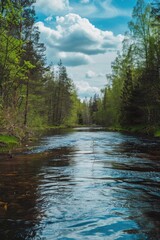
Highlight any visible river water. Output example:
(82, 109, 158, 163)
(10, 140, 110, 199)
(0, 127, 160, 240)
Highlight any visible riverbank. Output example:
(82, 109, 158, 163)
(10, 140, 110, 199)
(1, 124, 160, 155)
(0, 135, 19, 153)
(0, 124, 83, 154)
(107, 125, 160, 138)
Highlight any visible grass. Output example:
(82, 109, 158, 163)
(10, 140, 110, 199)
(107, 125, 154, 135)
(154, 129, 160, 137)
(0, 135, 19, 153)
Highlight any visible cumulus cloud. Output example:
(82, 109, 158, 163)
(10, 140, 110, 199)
(85, 70, 105, 79)
(59, 52, 92, 66)
(75, 81, 100, 98)
(36, 13, 124, 66)
(35, 0, 70, 15)
(55, 14, 123, 53)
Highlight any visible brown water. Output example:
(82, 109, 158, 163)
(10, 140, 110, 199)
(0, 127, 160, 240)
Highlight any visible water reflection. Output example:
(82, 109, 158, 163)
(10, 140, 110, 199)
(107, 134, 160, 239)
(0, 129, 160, 239)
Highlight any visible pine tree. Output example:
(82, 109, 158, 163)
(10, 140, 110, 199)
(120, 67, 134, 126)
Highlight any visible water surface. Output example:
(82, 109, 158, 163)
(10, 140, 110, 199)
(0, 127, 160, 239)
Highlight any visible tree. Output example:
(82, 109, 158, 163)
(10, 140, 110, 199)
(44, 61, 79, 127)
(89, 94, 100, 124)
(151, 0, 160, 20)
(120, 67, 134, 126)
(20, 1, 46, 126)
(128, 0, 152, 68)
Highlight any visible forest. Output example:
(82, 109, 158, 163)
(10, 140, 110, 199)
(0, 0, 159, 146)
(96, 0, 160, 135)
(92, 0, 160, 135)
(0, 0, 82, 143)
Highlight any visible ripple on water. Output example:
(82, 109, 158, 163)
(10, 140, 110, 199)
(1, 129, 160, 240)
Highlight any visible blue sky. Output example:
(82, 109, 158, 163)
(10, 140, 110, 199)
(34, 0, 149, 98)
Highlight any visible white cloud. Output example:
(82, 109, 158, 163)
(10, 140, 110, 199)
(85, 70, 106, 79)
(75, 81, 100, 98)
(35, 0, 70, 15)
(59, 52, 92, 66)
(36, 13, 124, 66)
(66, 51, 117, 97)
(34, 1, 131, 98)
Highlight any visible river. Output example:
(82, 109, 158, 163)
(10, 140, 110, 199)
(0, 127, 160, 239)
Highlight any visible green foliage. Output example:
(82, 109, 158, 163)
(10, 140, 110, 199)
(65, 91, 79, 126)
(0, 135, 19, 153)
(0, 0, 82, 143)
(1, 0, 159, 143)
(0, 135, 18, 144)
(154, 129, 160, 137)
(44, 62, 80, 127)
(90, 0, 160, 135)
